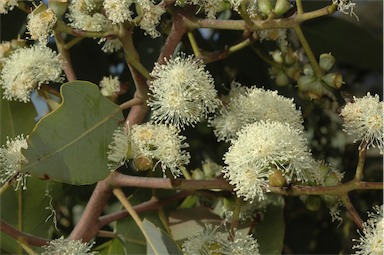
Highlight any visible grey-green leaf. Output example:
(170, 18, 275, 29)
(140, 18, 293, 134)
(21, 81, 123, 185)
(143, 219, 183, 255)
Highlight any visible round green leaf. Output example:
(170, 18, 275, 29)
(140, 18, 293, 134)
(21, 81, 123, 185)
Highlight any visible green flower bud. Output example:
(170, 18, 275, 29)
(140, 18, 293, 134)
(285, 66, 300, 80)
(268, 169, 287, 187)
(297, 75, 325, 100)
(322, 195, 338, 207)
(322, 72, 343, 89)
(303, 63, 314, 76)
(284, 50, 298, 65)
(324, 172, 340, 186)
(274, 0, 291, 16)
(192, 168, 205, 180)
(275, 71, 289, 86)
(317, 164, 331, 181)
(319, 53, 335, 72)
(258, 0, 276, 16)
(133, 155, 153, 171)
(304, 196, 322, 211)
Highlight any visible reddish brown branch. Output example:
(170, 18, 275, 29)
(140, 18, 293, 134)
(0, 220, 49, 247)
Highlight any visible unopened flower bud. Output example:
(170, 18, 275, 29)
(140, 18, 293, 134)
(275, 71, 289, 86)
(274, 0, 291, 16)
(297, 75, 324, 100)
(324, 172, 340, 186)
(268, 169, 286, 187)
(192, 168, 205, 180)
(319, 53, 335, 72)
(133, 155, 153, 171)
(317, 164, 331, 180)
(304, 196, 322, 211)
(322, 72, 343, 89)
(284, 50, 298, 65)
(258, 0, 275, 16)
(271, 50, 283, 64)
(322, 195, 338, 207)
(303, 63, 314, 76)
(285, 66, 300, 80)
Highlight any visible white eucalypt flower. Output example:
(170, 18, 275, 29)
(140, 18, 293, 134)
(148, 53, 219, 129)
(340, 92, 384, 154)
(0, 135, 29, 190)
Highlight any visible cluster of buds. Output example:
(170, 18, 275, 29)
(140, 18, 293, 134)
(258, 0, 292, 17)
(298, 53, 343, 99)
(269, 47, 301, 86)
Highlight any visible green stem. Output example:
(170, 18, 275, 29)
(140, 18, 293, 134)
(251, 45, 278, 67)
(296, 0, 304, 15)
(118, 26, 150, 80)
(354, 141, 367, 181)
(119, 97, 143, 111)
(113, 188, 159, 253)
(64, 37, 84, 50)
(187, 32, 202, 57)
(55, 20, 119, 38)
(186, 5, 335, 31)
(228, 38, 254, 54)
(0, 182, 10, 196)
(229, 197, 242, 241)
(293, 25, 323, 76)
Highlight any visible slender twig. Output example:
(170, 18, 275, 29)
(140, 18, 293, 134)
(354, 141, 367, 181)
(0, 220, 49, 247)
(109, 172, 234, 191)
(187, 32, 202, 57)
(55, 20, 119, 38)
(296, 0, 304, 15)
(340, 194, 363, 229)
(119, 97, 143, 111)
(53, 30, 77, 81)
(0, 182, 10, 196)
(97, 230, 117, 238)
(113, 188, 158, 253)
(229, 197, 242, 241)
(293, 25, 323, 76)
(98, 191, 190, 228)
(118, 26, 150, 80)
(186, 5, 335, 31)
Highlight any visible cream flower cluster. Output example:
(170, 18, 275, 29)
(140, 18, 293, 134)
(353, 205, 384, 255)
(0, 45, 63, 102)
(103, 0, 133, 24)
(148, 54, 219, 129)
(0, 0, 18, 14)
(67, 0, 112, 32)
(176, 0, 226, 19)
(210, 82, 303, 142)
(223, 120, 314, 202)
(99, 76, 120, 97)
(340, 93, 384, 153)
(138, 0, 166, 38)
(107, 123, 190, 177)
(27, 7, 57, 44)
(182, 224, 260, 255)
(0, 135, 29, 190)
(41, 236, 96, 255)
